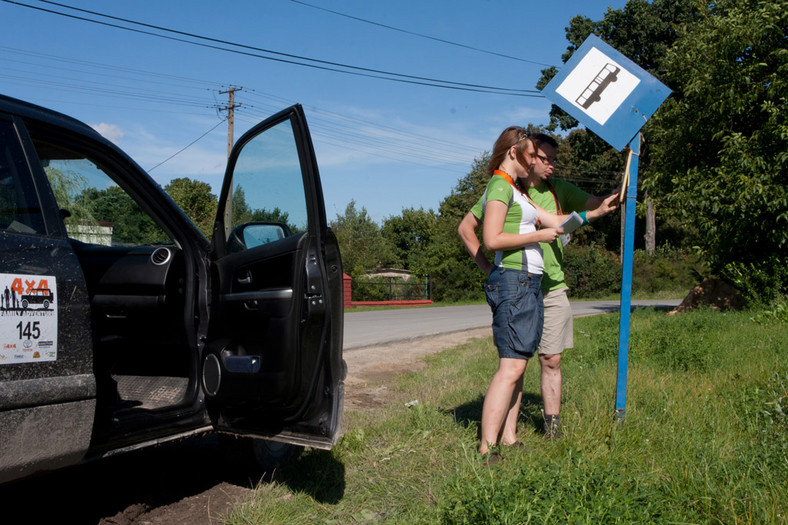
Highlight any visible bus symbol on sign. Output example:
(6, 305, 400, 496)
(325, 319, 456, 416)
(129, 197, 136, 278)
(576, 63, 619, 109)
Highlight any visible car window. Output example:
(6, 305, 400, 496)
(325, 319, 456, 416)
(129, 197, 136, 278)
(0, 121, 45, 235)
(32, 140, 171, 247)
(224, 119, 308, 252)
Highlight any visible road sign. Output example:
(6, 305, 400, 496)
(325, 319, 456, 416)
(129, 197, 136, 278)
(541, 34, 672, 421)
(542, 34, 671, 151)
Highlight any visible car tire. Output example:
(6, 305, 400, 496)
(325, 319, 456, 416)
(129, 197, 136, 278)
(218, 433, 301, 477)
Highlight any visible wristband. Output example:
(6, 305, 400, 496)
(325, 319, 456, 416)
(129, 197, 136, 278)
(578, 211, 589, 225)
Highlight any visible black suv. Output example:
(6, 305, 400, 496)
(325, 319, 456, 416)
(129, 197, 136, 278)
(0, 94, 344, 484)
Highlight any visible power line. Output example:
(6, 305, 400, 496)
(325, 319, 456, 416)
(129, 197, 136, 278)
(289, 0, 554, 69)
(3, 0, 543, 97)
(148, 118, 227, 172)
(0, 45, 217, 88)
(0, 47, 483, 171)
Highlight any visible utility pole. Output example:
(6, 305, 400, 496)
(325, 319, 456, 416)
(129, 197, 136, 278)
(217, 86, 242, 237)
(218, 86, 242, 158)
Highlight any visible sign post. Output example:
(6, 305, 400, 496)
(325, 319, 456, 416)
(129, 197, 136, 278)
(541, 34, 670, 420)
(615, 133, 640, 419)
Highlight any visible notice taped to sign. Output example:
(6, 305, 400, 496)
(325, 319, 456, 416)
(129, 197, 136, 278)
(0, 273, 58, 364)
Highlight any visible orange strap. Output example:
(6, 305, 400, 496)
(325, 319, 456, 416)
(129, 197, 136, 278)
(492, 170, 541, 227)
(544, 180, 562, 215)
(493, 169, 518, 189)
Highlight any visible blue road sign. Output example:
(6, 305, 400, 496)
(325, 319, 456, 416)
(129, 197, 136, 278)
(541, 35, 672, 421)
(541, 34, 671, 151)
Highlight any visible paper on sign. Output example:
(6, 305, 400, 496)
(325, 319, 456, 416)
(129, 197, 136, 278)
(558, 211, 584, 247)
(560, 211, 584, 233)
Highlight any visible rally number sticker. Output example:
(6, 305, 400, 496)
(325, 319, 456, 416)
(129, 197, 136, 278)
(0, 273, 58, 364)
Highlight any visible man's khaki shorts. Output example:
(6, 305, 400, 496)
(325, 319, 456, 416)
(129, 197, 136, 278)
(538, 287, 573, 355)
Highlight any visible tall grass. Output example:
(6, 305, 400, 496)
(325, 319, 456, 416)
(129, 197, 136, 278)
(223, 307, 787, 524)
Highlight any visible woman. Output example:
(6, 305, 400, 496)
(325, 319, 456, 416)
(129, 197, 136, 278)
(478, 127, 616, 460)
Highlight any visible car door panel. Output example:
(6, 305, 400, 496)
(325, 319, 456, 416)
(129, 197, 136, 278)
(203, 105, 344, 449)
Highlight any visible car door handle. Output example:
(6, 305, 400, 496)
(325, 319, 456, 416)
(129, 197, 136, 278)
(237, 270, 252, 285)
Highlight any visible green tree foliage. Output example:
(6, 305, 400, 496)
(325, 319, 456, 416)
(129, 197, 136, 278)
(330, 200, 394, 278)
(427, 155, 492, 301)
(77, 186, 168, 245)
(43, 166, 95, 228)
(646, 0, 788, 301)
(230, 186, 254, 227)
(164, 177, 217, 238)
(381, 207, 437, 276)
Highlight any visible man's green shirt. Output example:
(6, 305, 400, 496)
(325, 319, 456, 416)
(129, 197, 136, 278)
(527, 180, 588, 291)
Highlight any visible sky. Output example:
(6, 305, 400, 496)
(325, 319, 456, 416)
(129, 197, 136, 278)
(1, 0, 629, 224)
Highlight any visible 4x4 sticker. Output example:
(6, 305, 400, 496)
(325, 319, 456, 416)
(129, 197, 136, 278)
(0, 273, 58, 364)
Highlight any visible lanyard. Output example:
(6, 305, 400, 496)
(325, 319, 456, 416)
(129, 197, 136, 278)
(493, 170, 535, 204)
(544, 180, 562, 215)
(492, 170, 540, 226)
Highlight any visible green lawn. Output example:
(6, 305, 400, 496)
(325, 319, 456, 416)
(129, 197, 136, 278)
(224, 306, 788, 524)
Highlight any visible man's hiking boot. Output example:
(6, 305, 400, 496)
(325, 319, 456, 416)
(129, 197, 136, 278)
(544, 415, 562, 440)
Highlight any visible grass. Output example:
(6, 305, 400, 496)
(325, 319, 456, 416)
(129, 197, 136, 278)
(223, 306, 788, 524)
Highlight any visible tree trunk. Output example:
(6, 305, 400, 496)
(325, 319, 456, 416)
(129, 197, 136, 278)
(644, 194, 656, 255)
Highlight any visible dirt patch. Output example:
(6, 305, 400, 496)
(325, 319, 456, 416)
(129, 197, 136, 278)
(14, 328, 490, 525)
(669, 277, 746, 315)
(99, 481, 255, 525)
(343, 328, 491, 410)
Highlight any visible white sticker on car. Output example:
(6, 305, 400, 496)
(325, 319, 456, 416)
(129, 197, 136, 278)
(0, 273, 58, 364)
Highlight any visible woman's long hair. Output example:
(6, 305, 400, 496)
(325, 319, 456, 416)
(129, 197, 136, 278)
(486, 126, 533, 177)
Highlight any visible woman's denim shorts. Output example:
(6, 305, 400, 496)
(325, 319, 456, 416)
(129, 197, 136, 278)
(485, 267, 544, 360)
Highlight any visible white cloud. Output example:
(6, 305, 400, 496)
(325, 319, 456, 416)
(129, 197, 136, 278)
(91, 122, 125, 143)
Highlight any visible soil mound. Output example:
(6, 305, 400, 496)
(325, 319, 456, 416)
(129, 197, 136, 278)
(669, 277, 746, 315)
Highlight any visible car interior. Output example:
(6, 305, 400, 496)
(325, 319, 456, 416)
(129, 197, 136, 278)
(31, 136, 196, 428)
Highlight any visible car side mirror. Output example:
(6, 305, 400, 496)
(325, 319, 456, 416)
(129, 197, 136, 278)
(227, 222, 291, 253)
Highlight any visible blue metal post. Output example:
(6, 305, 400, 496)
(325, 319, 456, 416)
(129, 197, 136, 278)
(615, 133, 641, 421)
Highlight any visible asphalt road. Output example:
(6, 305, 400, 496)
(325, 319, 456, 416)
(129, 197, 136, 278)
(343, 299, 682, 351)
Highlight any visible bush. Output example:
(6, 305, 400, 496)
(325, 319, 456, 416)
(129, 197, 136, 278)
(564, 244, 703, 299)
(563, 243, 621, 298)
(722, 255, 788, 306)
(632, 245, 704, 295)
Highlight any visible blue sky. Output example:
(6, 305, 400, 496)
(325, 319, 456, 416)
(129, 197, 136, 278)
(1, 0, 628, 223)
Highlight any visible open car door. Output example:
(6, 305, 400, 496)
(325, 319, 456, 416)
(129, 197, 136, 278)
(202, 105, 344, 449)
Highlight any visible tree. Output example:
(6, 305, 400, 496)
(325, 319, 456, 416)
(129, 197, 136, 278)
(230, 185, 254, 227)
(646, 0, 788, 301)
(381, 207, 437, 276)
(78, 186, 167, 245)
(44, 167, 96, 229)
(165, 177, 218, 238)
(538, 0, 700, 254)
(330, 200, 394, 278)
(426, 155, 492, 301)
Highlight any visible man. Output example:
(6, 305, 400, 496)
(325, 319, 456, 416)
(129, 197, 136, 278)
(458, 133, 616, 439)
